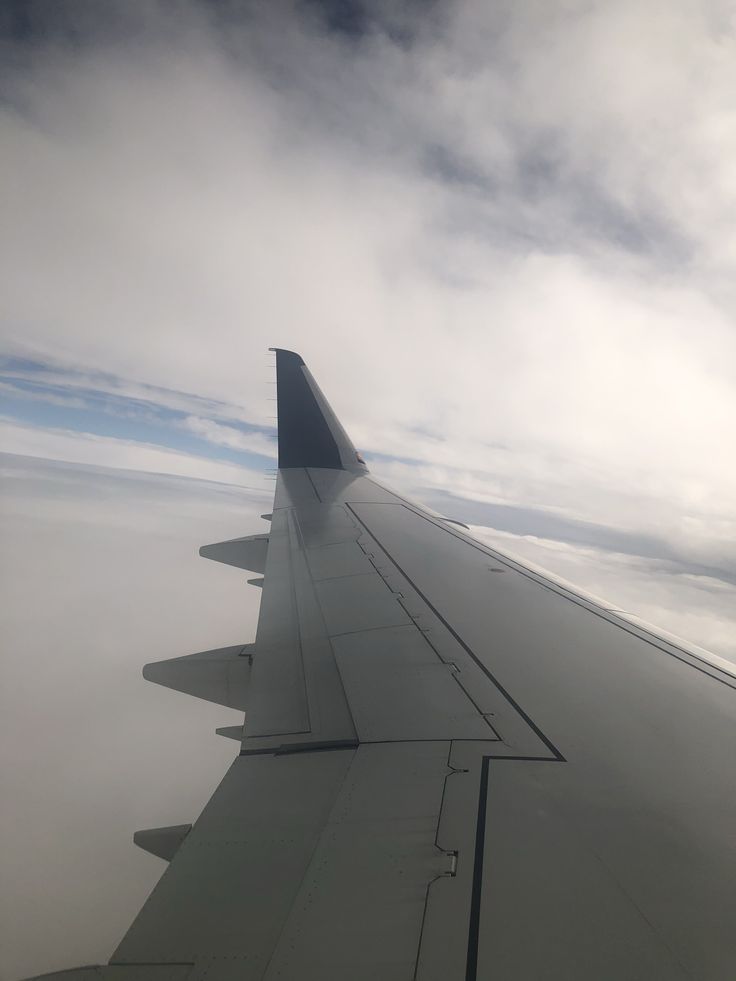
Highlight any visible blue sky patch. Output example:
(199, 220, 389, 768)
(0, 356, 427, 475)
(0, 356, 278, 471)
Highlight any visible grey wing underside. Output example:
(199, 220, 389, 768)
(31, 350, 736, 981)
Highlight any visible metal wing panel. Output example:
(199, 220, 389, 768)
(244, 508, 311, 738)
(116, 458, 735, 979)
(258, 466, 736, 978)
(243, 500, 359, 752)
(244, 476, 501, 753)
(304, 539, 375, 580)
(332, 625, 499, 741)
(111, 742, 455, 981)
(261, 742, 454, 981)
(334, 490, 736, 980)
(112, 750, 357, 976)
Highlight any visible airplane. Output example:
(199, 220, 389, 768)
(27, 349, 736, 980)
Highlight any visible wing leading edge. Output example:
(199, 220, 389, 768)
(27, 351, 736, 981)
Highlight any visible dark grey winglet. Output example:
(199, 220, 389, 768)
(271, 348, 368, 472)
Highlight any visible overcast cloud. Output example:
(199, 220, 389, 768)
(1, 1, 735, 557)
(0, 456, 268, 980)
(2, 2, 736, 976)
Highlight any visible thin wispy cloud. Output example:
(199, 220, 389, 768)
(0, 380, 89, 411)
(181, 415, 276, 458)
(0, 419, 268, 487)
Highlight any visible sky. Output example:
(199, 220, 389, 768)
(2, 1, 736, 977)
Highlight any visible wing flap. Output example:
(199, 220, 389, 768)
(332, 625, 498, 741)
(112, 744, 453, 980)
(261, 743, 453, 981)
(112, 750, 356, 970)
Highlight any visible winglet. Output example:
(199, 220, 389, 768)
(270, 348, 368, 472)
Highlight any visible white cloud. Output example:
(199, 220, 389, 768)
(1, 0, 735, 569)
(0, 456, 267, 980)
(1, 0, 734, 688)
(469, 523, 736, 665)
(0, 379, 88, 410)
(0, 418, 269, 488)
(0, 364, 262, 425)
(181, 415, 276, 458)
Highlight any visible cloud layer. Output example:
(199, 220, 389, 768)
(0, 455, 269, 980)
(2, 1, 735, 569)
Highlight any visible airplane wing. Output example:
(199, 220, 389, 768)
(30, 350, 736, 981)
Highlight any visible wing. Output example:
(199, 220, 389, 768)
(31, 350, 736, 981)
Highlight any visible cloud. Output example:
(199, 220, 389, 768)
(181, 415, 276, 458)
(0, 358, 270, 426)
(0, 455, 267, 980)
(0, 379, 88, 410)
(1, 0, 735, 564)
(469, 523, 736, 666)
(0, 418, 270, 487)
